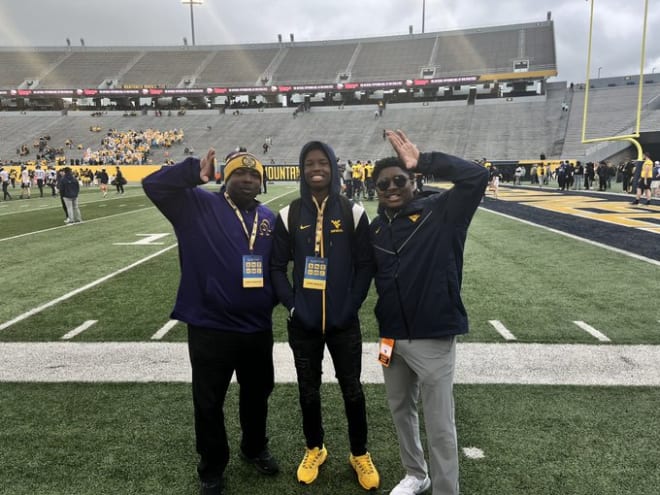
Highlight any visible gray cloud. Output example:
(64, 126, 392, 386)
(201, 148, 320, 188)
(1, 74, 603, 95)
(0, 0, 658, 85)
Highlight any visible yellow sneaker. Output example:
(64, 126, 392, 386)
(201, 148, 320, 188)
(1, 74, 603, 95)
(349, 451, 380, 490)
(297, 445, 328, 484)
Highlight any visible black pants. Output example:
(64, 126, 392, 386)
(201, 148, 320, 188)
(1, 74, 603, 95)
(188, 325, 274, 483)
(287, 320, 368, 456)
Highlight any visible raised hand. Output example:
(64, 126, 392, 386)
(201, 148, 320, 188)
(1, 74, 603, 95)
(199, 148, 216, 183)
(386, 129, 420, 170)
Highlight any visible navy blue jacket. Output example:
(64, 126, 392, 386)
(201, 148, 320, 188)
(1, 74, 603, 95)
(370, 151, 488, 340)
(142, 157, 276, 333)
(270, 141, 373, 332)
(59, 172, 80, 198)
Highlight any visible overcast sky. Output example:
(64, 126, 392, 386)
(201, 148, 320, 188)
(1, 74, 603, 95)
(0, 0, 658, 85)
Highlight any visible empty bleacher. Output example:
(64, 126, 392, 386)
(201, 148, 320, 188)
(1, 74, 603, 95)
(121, 50, 215, 87)
(560, 77, 660, 160)
(0, 21, 556, 91)
(196, 47, 280, 86)
(38, 51, 143, 89)
(0, 95, 566, 165)
(351, 37, 436, 81)
(273, 43, 357, 84)
(0, 49, 67, 87)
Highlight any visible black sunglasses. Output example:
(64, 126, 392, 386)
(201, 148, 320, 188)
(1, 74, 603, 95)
(376, 175, 409, 191)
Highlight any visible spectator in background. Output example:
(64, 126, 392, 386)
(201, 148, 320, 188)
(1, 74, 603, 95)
(631, 151, 654, 205)
(98, 168, 109, 197)
(114, 166, 125, 194)
(573, 161, 584, 190)
(20, 165, 31, 199)
(537, 163, 545, 188)
(514, 165, 524, 185)
(0, 167, 11, 200)
(34, 164, 46, 197)
(59, 167, 83, 224)
(46, 166, 58, 196)
(622, 160, 635, 193)
(585, 162, 595, 190)
(597, 161, 609, 191)
(651, 161, 660, 199)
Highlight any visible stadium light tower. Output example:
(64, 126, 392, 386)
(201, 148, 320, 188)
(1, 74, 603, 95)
(422, 0, 426, 34)
(181, 0, 203, 46)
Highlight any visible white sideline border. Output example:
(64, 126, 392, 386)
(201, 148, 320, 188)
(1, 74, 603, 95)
(1, 342, 660, 385)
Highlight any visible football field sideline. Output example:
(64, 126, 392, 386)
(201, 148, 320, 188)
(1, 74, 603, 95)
(1, 341, 659, 386)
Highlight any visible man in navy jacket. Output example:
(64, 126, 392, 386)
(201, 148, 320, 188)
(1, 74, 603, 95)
(270, 141, 379, 490)
(143, 149, 279, 495)
(370, 130, 488, 495)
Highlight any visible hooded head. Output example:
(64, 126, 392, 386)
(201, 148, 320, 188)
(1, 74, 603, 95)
(298, 141, 340, 202)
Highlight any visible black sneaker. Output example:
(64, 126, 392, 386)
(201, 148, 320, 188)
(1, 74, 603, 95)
(200, 479, 224, 495)
(631, 199, 639, 205)
(241, 448, 280, 475)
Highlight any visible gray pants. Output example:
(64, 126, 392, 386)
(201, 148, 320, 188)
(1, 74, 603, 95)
(63, 196, 82, 223)
(383, 337, 458, 495)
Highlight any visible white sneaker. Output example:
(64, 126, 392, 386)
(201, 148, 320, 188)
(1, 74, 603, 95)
(390, 474, 431, 495)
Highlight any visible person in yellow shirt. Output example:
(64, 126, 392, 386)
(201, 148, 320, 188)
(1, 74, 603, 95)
(363, 160, 375, 200)
(537, 163, 546, 188)
(631, 151, 654, 205)
(352, 160, 365, 200)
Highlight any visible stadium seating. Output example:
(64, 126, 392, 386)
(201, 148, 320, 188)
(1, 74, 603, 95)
(0, 21, 556, 90)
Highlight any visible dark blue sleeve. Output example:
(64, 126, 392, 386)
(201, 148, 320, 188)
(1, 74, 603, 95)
(416, 152, 489, 225)
(349, 210, 375, 312)
(142, 157, 203, 225)
(269, 213, 295, 311)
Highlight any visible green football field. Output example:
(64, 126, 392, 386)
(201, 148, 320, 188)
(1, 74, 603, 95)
(0, 182, 659, 494)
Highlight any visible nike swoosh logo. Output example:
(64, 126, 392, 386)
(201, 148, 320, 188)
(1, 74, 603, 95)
(299, 224, 311, 230)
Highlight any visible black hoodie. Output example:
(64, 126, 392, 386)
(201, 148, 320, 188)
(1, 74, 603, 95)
(270, 141, 373, 332)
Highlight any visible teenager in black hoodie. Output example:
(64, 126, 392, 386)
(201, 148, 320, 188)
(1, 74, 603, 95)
(270, 141, 379, 490)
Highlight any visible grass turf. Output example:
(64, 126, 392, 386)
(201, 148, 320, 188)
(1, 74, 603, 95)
(0, 383, 658, 495)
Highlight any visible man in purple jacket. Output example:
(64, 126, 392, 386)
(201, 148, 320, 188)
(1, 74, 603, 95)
(143, 149, 278, 495)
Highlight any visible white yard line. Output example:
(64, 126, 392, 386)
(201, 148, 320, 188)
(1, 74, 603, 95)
(151, 320, 179, 340)
(488, 320, 517, 341)
(0, 189, 296, 332)
(1, 342, 659, 385)
(573, 320, 611, 342)
(0, 245, 177, 331)
(61, 320, 98, 340)
(462, 447, 485, 459)
(0, 206, 154, 243)
(480, 208, 660, 267)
